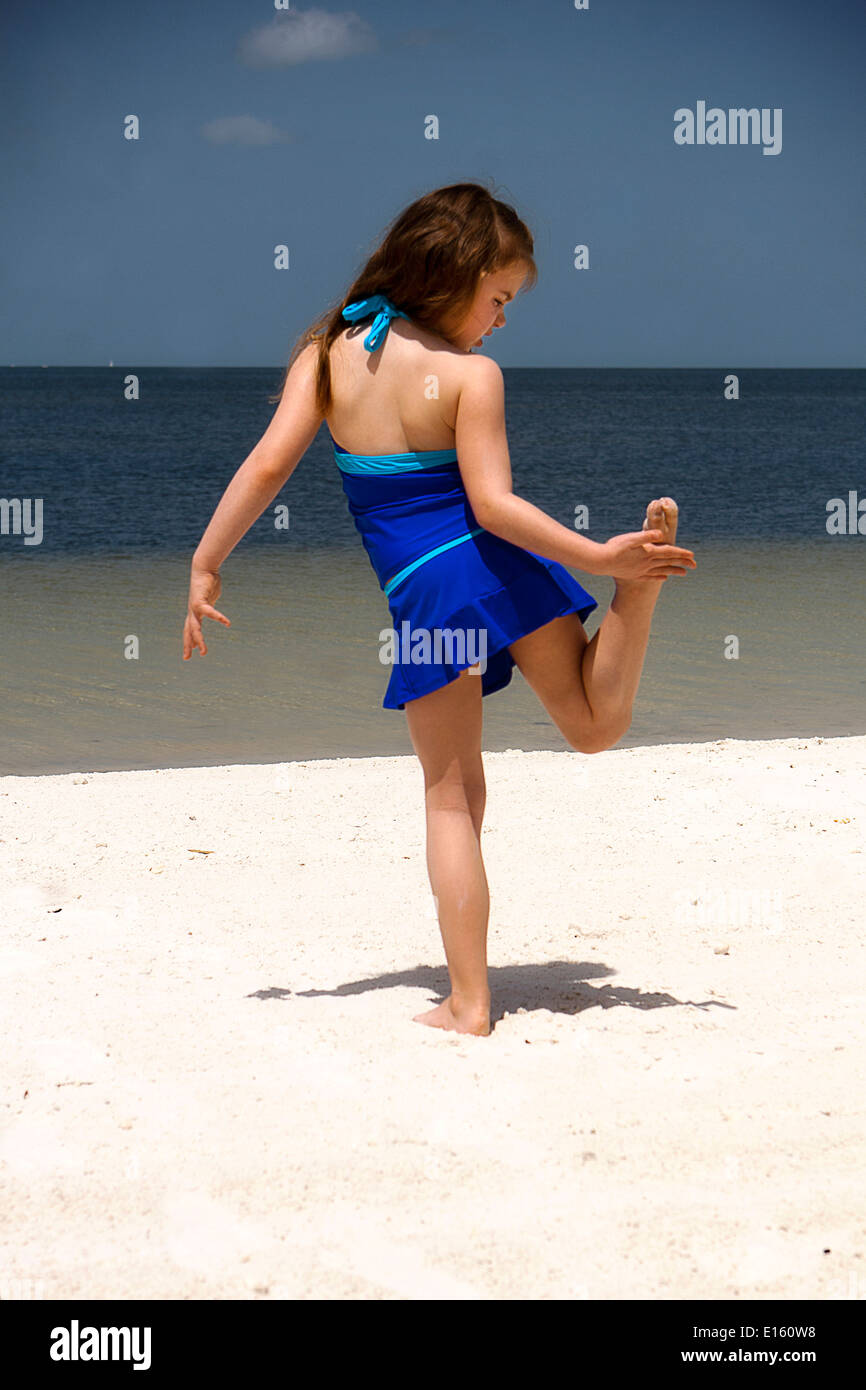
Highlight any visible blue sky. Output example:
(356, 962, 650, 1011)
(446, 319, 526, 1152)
(2, 0, 864, 366)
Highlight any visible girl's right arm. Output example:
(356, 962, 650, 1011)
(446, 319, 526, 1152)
(183, 343, 324, 658)
(454, 355, 696, 581)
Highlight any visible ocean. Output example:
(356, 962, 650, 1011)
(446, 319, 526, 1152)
(1, 367, 863, 775)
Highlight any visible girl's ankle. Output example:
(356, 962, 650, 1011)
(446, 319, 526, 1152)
(450, 992, 490, 1016)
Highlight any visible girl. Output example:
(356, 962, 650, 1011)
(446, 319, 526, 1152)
(182, 182, 697, 1038)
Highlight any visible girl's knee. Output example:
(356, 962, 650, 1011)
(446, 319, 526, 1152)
(424, 760, 484, 810)
(426, 773, 485, 811)
(566, 713, 630, 755)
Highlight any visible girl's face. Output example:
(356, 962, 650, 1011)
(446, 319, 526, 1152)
(448, 262, 530, 352)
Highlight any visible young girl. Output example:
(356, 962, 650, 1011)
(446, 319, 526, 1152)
(182, 182, 696, 1038)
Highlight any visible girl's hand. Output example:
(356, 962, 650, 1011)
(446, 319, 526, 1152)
(182, 566, 231, 658)
(597, 530, 697, 581)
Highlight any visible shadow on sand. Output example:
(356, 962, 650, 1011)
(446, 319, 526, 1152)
(248, 958, 735, 1029)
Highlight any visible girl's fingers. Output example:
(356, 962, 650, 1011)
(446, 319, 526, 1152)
(199, 604, 230, 626)
(639, 535, 695, 560)
(182, 606, 228, 659)
(183, 593, 230, 662)
(646, 543, 695, 560)
(182, 624, 200, 659)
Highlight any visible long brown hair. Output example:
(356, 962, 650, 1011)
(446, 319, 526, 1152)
(268, 180, 538, 413)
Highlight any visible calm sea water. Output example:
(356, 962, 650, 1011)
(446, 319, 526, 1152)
(1, 367, 864, 775)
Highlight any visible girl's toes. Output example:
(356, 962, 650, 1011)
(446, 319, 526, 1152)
(660, 497, 679, 542)
(643, 499, 663, 533)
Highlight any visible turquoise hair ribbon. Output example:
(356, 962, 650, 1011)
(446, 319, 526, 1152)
(341, 293, 410, 351)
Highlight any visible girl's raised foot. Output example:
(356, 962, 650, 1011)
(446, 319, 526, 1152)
(622, 496, 685, 591)
(413, 995, 491, 1036)
(642, 496, 679, 544)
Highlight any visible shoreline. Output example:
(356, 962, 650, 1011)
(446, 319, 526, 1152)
(3, 729, 864, 782)
(3, 539, 865, 778)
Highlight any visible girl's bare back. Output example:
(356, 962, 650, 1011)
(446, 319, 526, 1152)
(326, 317, 469, 456)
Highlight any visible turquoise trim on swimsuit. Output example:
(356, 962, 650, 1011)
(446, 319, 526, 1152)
(333, 446, 459, 475)
(383, 527, 486, 598)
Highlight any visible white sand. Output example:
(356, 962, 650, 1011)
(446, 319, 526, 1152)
(1, 735, 864, 1301)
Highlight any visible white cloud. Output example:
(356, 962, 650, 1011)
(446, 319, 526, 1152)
(238, 8, 378, 67)
(201, 115, 293, 147)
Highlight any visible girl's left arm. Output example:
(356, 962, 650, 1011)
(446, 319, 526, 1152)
(192, 343, 323, 572)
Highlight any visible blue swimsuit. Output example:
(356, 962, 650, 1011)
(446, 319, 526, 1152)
(333, 293, 598, 710)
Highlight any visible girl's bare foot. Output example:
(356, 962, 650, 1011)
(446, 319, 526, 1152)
(613, 497, 683, 602)
(624, 496, 681, 590)
(642, 496, 679, 545)
(413, 995, 491, 1036)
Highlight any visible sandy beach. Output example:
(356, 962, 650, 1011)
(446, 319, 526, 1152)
(2, 734, 864, 1301)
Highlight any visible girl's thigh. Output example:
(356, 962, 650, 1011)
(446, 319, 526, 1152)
(403, 667, 484, 791)
(507, 613, 592, 735)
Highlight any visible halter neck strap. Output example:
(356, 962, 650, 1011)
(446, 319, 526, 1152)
(341, 293, 410, 351)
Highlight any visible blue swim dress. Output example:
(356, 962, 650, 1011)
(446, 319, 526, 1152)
(333, 293, 598, 710)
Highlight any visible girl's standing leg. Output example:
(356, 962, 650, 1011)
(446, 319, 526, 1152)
(404, 668, 491, 1036)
